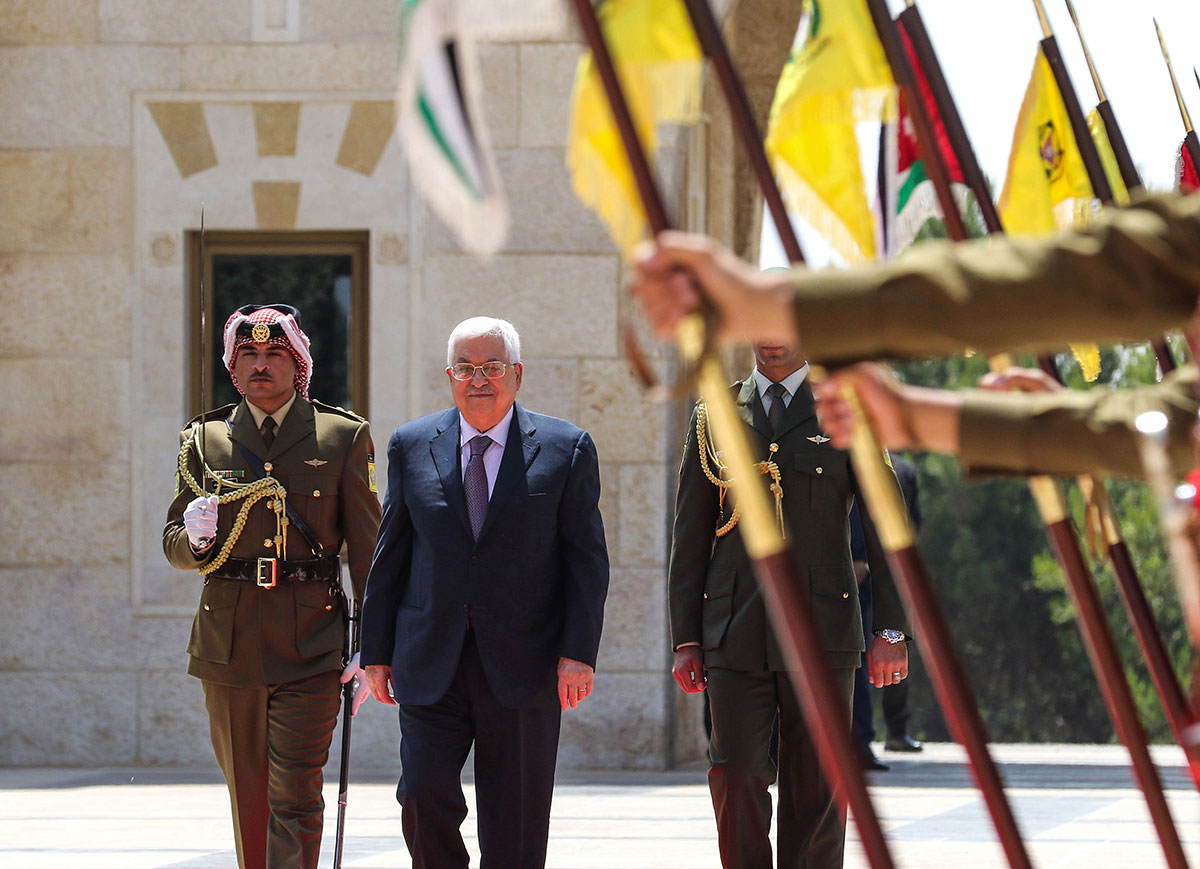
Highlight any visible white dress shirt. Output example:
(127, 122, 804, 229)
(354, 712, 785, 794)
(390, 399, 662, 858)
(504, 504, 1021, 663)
(245, 389, 297, 431)
(459, 405, 514, 498)
(753, 362, 809, 415)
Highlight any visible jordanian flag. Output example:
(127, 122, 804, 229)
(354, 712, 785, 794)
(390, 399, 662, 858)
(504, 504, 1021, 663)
(396, 0, 508, 255)
(883, 22, 968, 256)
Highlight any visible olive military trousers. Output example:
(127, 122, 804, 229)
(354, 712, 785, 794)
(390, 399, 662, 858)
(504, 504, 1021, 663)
(707, 666, 855, 868)
(202, 670, 341, 869)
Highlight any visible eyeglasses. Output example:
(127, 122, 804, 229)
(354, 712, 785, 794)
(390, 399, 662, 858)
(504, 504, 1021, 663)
(449, 362, 510, 381)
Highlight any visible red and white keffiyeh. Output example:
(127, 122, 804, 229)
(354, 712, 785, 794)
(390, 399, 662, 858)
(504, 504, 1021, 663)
(221, 306, 313, 400)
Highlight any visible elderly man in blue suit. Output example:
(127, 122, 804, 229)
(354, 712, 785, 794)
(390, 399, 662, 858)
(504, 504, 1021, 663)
(362, 316, 609, 868)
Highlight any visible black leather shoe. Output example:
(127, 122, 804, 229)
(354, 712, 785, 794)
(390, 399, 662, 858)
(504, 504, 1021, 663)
(884, 734, 924, 753)
(858, 747, 890, 771)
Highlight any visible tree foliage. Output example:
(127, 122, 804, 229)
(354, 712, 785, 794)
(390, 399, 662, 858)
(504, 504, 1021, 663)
(887, 341, 1191, 744)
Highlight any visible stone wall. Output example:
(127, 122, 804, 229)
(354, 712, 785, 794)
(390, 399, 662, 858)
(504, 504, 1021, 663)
(0, 0, 691, 772)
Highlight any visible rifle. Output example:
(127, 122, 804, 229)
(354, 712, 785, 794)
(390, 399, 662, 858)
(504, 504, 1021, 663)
(332, 598, 361, 869)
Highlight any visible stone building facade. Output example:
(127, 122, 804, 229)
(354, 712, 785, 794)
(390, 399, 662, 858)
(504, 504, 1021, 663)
(0, 0, 799, 772)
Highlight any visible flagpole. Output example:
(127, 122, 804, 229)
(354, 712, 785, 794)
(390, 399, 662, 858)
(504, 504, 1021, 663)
(1155, 21, 1200, 191)
(1062, 0, 1143, 196)
(1060, 1, 1179, 375)
(901, 1, 1199, 846)
(1029, 0, 1115, 205)
(862, 0, 968, 243)
(565, 3, 895, 867)
(682, 3, 1033, 867)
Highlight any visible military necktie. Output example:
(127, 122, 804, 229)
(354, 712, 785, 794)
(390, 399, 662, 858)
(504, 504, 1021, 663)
(465, 434, 492, 540)
(766, 382, 787, 436)
(260, 415, 277, 448)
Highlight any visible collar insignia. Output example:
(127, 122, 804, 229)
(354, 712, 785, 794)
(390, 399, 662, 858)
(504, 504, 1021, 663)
(304, 458, 328, 467)
(807, 434, 831, 444)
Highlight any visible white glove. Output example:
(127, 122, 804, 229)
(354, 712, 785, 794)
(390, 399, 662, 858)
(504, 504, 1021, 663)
(340, 651, 370, 716)
(183, 495, 219, 550)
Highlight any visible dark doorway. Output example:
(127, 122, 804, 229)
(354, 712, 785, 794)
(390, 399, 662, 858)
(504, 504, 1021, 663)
(186, 231, 370, 418)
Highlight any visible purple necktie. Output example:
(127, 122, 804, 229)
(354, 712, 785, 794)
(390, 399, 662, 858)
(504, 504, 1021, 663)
(465, 434, 492, 540)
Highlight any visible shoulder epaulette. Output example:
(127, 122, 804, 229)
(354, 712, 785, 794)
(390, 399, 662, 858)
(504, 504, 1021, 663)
(312, 399, 367, 422)
(184, 403, 238, 427)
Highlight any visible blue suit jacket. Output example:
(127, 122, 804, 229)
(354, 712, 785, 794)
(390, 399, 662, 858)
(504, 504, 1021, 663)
(360, 403, 609, 708)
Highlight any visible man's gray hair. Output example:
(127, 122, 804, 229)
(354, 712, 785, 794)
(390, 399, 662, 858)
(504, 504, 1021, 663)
(446, 316, 522, 365)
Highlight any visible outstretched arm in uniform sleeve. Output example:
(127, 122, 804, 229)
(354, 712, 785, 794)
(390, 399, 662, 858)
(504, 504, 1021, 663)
(360, 429, 413, 677)
(632, 193, 1200, 364)
(816, 363, 1200, 481)
(667, 405, 721, 693)
(958, 367, 1200, 480)
(340, 419, 383, 604)
(788, 194, 1200, 366)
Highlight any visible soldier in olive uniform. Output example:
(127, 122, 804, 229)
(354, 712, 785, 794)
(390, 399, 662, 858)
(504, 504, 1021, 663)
(164, 304, 382, 869)
(669, 341, 909, 868)
(629, 192, 1200, 477)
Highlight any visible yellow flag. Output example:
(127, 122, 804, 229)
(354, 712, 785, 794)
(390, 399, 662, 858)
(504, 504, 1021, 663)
(997, 49, 1094, 236)
(1087, 108, 1130, 206)
(564, 0, 702, 257)
(765, 0, 896, 261)
(998, 48, 1100, 380)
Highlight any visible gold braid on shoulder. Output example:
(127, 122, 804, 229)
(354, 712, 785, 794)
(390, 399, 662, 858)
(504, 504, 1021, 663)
(178, 423, 291, 575)
(695, 401, 785, 538)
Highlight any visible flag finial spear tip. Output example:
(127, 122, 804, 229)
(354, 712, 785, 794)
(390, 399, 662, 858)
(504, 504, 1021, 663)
(1031, 0, 1053, 39)
(1063, 0, 1104, 101)
(1155, 22, 1193, 134)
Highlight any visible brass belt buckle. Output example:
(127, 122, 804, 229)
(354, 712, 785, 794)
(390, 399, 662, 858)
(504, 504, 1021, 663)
(257, 557, 278, 588)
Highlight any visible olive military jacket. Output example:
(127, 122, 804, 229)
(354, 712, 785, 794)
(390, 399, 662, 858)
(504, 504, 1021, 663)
(164, 397, 382, 687)
(668, 376, 908, 671)
(955, 365, 1200, 481)
(785, 192, 1200, 367)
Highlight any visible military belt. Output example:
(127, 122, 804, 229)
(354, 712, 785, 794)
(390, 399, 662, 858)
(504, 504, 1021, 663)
(210, 554, 340, 589)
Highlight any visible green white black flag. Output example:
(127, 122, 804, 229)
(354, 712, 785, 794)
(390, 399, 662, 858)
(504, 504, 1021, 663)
(397, 0, 507, 255)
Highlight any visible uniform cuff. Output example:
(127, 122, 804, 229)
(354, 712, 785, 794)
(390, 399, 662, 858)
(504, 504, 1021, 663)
(958, 391, 1038, 480)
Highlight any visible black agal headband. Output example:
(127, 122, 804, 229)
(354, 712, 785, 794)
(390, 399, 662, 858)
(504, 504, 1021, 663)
(233, 303, 302, 341)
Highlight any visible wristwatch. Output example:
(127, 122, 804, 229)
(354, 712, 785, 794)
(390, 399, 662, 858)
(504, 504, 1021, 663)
(873, 629, 905, 644)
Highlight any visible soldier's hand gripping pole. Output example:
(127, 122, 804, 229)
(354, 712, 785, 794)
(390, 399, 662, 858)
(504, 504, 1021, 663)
(332, 598, 361, 869)
(567, 1, 896, 865)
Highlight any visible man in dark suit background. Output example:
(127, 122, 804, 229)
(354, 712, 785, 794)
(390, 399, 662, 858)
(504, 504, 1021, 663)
(669, 340, 909, 867)
(361, 316, 609, 868)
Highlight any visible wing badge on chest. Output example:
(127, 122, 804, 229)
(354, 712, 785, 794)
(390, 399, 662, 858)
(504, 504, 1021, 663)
(807, 434, 831, 444)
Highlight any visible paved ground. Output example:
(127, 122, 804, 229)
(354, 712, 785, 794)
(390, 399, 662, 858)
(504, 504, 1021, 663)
(2, 743, 1198, 868)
